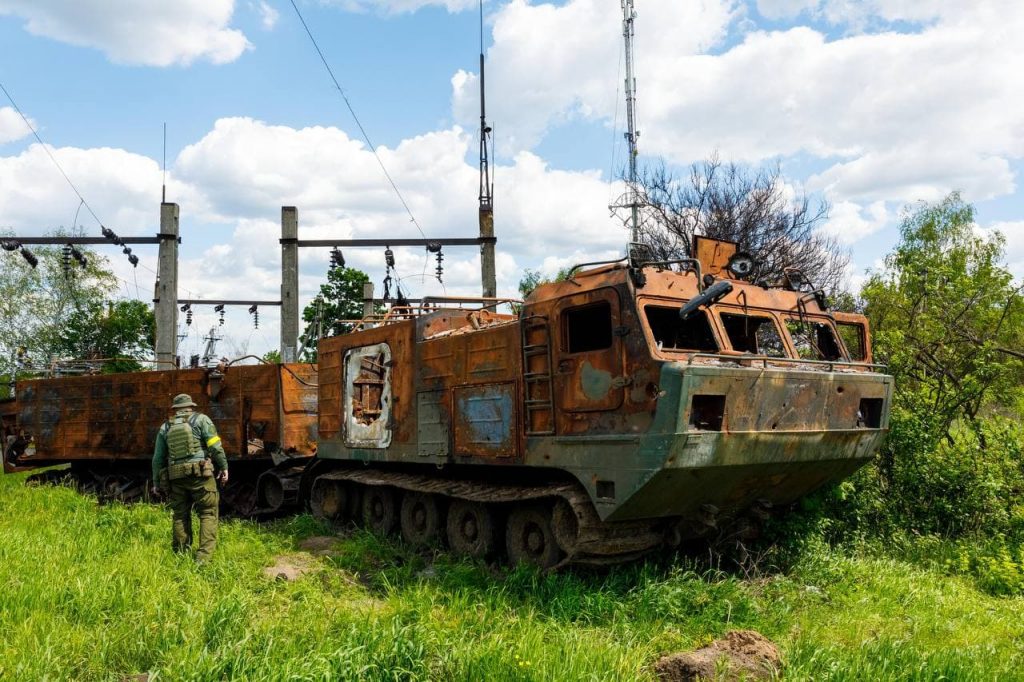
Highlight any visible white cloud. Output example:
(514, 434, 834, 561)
(0, 106, 33, 144)
(0, 0, 251, 66)
(0, 143, 167, 232)
(257, 0, 279, 29)
(983, 220, 1024, 281)
(820, 199, 889, 244)
(325, 0, 477, 14)
(453, 0, 738, 153)
(457, 1, 1023, 210)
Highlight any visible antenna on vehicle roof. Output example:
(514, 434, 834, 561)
(478, 0, 497, 298)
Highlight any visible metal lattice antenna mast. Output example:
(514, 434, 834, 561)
(621, 0, 640, 244)
(478, 0, 497, 298)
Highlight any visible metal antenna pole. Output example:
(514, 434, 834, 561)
(478, 0, 497, 298)
(621, 0, 640, 245)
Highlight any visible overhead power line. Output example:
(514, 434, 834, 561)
(287, 0, 427, 240)
(0, 79, 104, 228)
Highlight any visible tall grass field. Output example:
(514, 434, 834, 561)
(1, 470, 1022, 681)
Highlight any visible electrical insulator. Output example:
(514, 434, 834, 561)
(122, 246, 132, 256)
(20, 248, 38, 269)
(180, 303, 192, 326)
(128, 254, 139, 268)
(382, 274, 392, 301)
(101, 226, 115, 240)
(435, 248, 444, 283)
(249, 304, 259, 329)
(70, 246, 87, 268)
(330, 248, 345, 269)
(62, 244, 72, 275)
(1, 239, 20, 251)
(384, 247, 395, 269)
(214, 304, 225, 326)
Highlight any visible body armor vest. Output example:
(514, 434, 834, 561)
(166, 414, 203, 463)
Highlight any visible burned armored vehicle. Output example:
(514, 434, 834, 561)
(304, 237, 892, 568)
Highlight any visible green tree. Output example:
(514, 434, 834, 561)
(298, 267, 372, 361)
(861, 193, 1023, 440)
(53, 300, 156, 373)
(518, 267, 573, 299)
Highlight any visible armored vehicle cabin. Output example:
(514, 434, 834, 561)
(305, 237, 892, 568)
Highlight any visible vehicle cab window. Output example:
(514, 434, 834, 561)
(837, 322, 867, 361)
(785, 318, 844, 361)
(720, 313, 787, 357)
(563, 301, 613, 353)
(644, 305, 718, 352)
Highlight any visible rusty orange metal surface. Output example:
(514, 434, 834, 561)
(6, 363, 317, 469)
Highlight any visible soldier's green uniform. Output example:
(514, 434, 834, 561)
(152, 394, 229, 563)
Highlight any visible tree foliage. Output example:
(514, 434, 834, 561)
(632, 155, 848, 292)
(1, 237, 153, 388)
(298, 266, 372, 361)
(862, 193, 1023, 439)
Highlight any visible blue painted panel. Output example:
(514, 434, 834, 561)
(453, 383, 516, 458)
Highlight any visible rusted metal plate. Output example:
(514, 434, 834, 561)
(453, 383, 516, 458)
(417, 390, 450, 457)
(279, 363, 319, 455)
(10, 364, 317, 464)
(694, 236, 737, 277)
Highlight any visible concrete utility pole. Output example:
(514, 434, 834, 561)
(280, 206, 299, 362)
(155, 203, 180, 368)
(362, 282, 375, 328)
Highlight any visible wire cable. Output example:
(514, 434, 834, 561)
(287, 0, 427, 240)
(0, 79, 105, 227)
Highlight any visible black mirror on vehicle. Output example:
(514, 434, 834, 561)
(680, 280, 733, 320)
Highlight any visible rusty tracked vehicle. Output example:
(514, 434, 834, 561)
(2, 363, 318, 513)
(301, 239, 892, 567)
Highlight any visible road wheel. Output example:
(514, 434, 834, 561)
(400, 492, 443, 547)
(506, 505, 563, 570)
(446, 500, 497, 559)
(362, 486, 398, 535)
(310, 478, 346, 523)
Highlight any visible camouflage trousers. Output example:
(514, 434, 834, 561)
(168, 474, 219, 563)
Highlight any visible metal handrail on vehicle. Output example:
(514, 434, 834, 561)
(683, 352, 888, 372)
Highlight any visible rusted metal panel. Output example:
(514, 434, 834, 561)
(279, 363, 319, 455)
(453, 383, 516, 458)
(417, 390, 450, 457)
(466, 326, 516, 381)
(694, 236, 737, 277)
(10, 364, 317, 465)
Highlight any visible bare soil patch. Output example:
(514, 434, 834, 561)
(655, 630, 781, 681)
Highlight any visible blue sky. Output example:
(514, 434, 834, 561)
(1, 0, 1021, 359)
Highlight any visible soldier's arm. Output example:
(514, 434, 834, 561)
(199, 415, 229, 472)
(152, 429, 167, 483)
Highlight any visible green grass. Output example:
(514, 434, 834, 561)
(1, 472, 1023, 681)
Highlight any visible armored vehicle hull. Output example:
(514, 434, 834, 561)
(304, 261, 892, 567)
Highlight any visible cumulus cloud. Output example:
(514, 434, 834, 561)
(453, 0, 738, 153)
(0, 0, 251, 66)
(325, 0, 477, 14)
(456, 0, 1023, 214)
(0, 106, 34, 144)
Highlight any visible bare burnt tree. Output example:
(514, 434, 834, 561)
(630, 155, 849, 293)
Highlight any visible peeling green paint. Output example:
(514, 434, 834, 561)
(579, 361, 614, 401)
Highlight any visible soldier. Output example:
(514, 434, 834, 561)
(151, 393, 229, 564)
